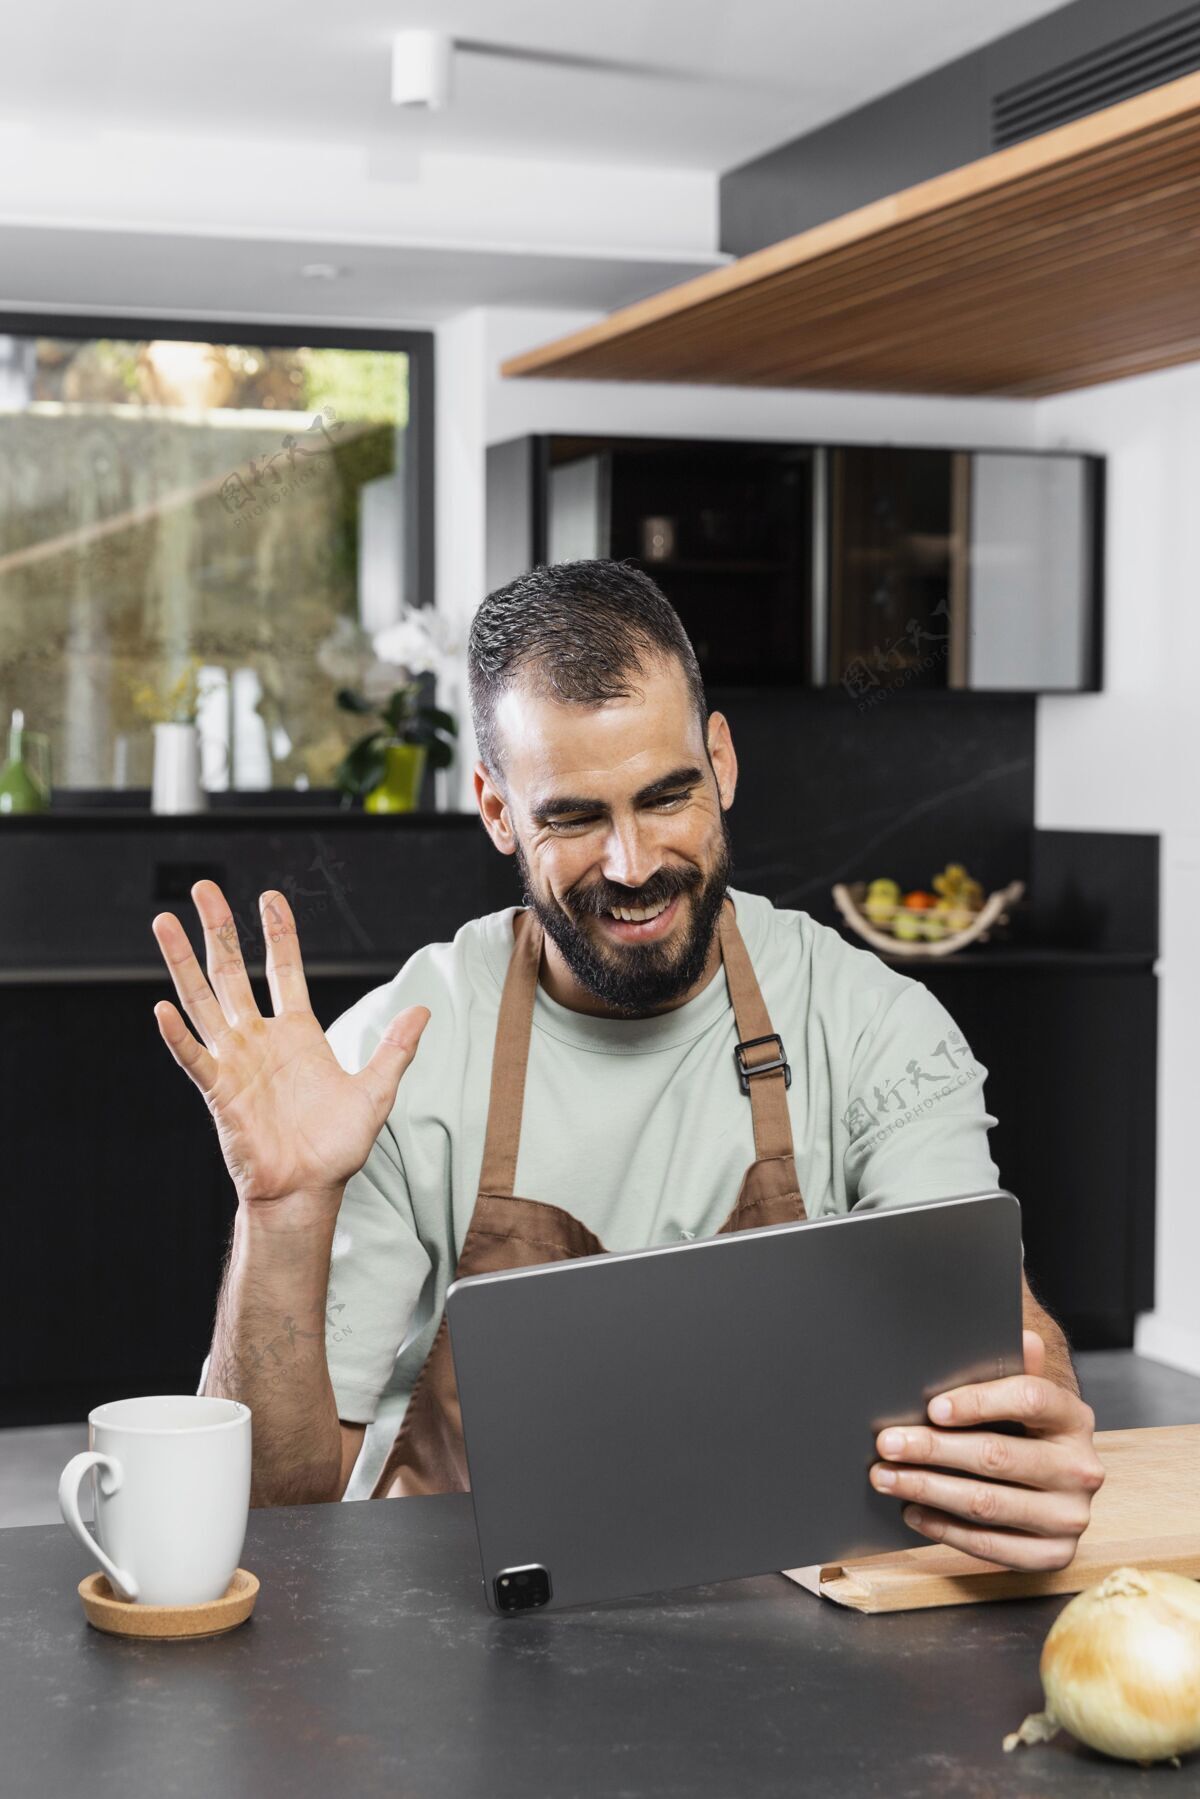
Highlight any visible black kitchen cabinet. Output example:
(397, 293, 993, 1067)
(5, 956, 1150, 1426)
(2, 816, 1154, 1422)
(914, 961, 1155, 1349)
(1, 809, 515, 1425)
(3, 971, 371, 1425)
(487, 434, 1103, 695)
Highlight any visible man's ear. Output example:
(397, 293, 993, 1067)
(706, 712, 738, 811)
(474, 760, 517, 857)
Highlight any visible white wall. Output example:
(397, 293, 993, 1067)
(433, 309, 490, 804)
(1035, 360, 1200, 1375)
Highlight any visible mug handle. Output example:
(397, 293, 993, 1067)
(58, 1452, 140, 1601)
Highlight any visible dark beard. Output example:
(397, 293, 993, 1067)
(512, 811, 735, 1016)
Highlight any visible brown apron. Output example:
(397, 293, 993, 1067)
(370, 893, 807, 1499)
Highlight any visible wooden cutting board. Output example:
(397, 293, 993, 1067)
(783, 1423, 1200, 1612)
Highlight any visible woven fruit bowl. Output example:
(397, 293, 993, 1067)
(833, 878, 1025, 959)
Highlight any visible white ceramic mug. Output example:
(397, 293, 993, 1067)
(58, 1395, 251, 1605)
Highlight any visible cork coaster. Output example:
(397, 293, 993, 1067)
(78, 1568, 259, 1639)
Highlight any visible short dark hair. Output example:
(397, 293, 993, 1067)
(468, 559, 709, 781)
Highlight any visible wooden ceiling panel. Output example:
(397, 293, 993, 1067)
(501, 72, 1200, 396)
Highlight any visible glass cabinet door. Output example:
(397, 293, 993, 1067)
(967, 453, 1098, 691)
(546, 437, 815, 685)
(827, 446, 968, 700)
(827, 445, 1100, 697)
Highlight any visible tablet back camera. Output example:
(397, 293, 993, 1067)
(495, 1565, 552, 1613)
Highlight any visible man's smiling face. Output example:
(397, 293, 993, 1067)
(475, 654, 738, 1017)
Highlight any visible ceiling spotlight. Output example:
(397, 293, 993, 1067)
(300, 263, 345, 281)
(391, 29, 453, 109)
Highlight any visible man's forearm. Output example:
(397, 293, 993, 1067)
(204, 1198, 344, 1506)
(1023, 1280, 1080, 1396)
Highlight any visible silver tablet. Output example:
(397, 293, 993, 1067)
(446, 1189, 1024, 1615)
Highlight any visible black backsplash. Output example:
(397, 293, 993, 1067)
(709, 687, 1036, 927)
(7, 691, 1161, 969)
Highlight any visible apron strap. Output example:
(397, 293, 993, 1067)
(476, 894, 797, 1197)
(477, 907, 543, 1197)
(717, 896, 795, 1164)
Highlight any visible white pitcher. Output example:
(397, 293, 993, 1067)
(151, 720, 205, 814)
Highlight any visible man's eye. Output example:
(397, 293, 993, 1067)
(544, 792, 690, 832)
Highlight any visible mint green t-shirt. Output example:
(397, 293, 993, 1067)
(316, 886, 1000, 1500)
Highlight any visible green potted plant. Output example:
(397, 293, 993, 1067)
(334, 682, 457, 812)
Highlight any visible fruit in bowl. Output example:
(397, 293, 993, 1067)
(834, 866, 1023, 957)
(933, 862, 984, 911)
(864, 877, 902, 926)
(860, 864, 985, 942)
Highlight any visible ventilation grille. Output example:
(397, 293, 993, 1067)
(991, 4, 1200, 148)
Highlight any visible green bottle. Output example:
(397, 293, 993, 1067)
(0, 709, 48, 814)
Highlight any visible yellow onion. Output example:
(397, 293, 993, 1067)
(1005, 1567, 1200, 1765)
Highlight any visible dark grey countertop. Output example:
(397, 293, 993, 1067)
(3, 1462, 1190, 1799)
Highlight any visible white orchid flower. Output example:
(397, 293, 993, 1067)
(373, 606, 457, 679)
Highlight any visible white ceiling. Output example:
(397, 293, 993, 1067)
(7, 0, 1072, 174)
(0, 1, 1075, 323)
(0, 224, 725, 327)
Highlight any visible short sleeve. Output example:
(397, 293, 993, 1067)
(323, 1124, 431, 1424)
(321, 997, 432, 1424)
(842, 980, 1001, 1213)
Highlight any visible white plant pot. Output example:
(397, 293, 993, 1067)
(151, 721, 205, 814)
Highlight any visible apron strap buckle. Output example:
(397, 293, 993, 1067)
(734, 1032, 792, 1096)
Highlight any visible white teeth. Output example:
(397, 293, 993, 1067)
(609, 898, 669, 924)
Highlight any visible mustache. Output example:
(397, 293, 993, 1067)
(566, 868, 701, 916)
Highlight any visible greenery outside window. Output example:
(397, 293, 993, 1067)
(0, 316, 433, 797)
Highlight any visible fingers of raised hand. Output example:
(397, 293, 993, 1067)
(896, 1504, 1083, 1572)
(874, 1422, 1103, 1494)
(259, 890, 311, 1017)
(354, 1006, 431, 1118)
(153, 999, 219, 1095)
(870, 1461, 1094, 1539)
(191, 880, 259, 1025)
(150, 908, 232, 1050)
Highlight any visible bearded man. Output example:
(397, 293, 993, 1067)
(155, 559, 1103, 1567)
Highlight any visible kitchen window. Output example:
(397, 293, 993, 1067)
(0, 316, 432, 795)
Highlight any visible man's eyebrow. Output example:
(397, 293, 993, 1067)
(531, 764, 705, 820)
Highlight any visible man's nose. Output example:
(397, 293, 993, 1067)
(601, 820, 658, 894)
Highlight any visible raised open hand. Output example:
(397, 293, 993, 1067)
(151, 880, 429, 1215)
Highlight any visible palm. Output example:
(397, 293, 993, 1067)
(152, 882, 428, 1209)
(204, 1012, 385, 1203)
